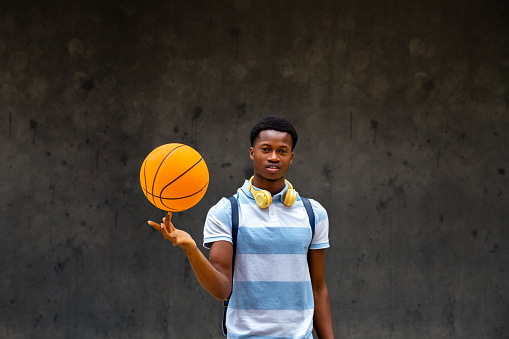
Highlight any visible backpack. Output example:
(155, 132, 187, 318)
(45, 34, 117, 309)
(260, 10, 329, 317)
(222, 195, 316, 336)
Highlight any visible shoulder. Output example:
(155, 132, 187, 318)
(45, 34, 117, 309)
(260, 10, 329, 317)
(203, 197, 236, 249)
(206, 197, 233, 226)
(301, 197, 328, 223)
(303, 197, 330, 249)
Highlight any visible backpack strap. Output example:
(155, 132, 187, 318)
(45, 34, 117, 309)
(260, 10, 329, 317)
(228, 195, 239, 269)
(301, 197, 316, 239)
(223, 196, 239, 336)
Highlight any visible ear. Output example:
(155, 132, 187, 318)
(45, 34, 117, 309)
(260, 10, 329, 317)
(250, 147, 254, 160)
(289, 151, 294, 165)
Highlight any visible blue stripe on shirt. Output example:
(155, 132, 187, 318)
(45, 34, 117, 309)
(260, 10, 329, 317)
(230, 281, 314, 310)
(236, 227, 312, 255)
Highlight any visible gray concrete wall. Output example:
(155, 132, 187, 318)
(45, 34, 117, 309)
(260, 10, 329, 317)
(1, 0, 508, 338)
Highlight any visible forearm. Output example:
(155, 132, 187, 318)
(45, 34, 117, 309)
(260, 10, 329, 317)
(184, 244, 231, 300)
(313, 285, 334, 338)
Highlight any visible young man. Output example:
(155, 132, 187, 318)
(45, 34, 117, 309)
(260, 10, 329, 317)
(148, 116, 334, 338)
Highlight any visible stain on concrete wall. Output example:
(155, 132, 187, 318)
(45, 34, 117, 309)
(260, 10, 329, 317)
(1, 0, 508, 338)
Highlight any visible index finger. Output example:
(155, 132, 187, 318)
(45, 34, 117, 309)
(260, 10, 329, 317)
(148, 220, 164, 234)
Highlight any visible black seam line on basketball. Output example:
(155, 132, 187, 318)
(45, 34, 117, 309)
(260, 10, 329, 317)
(150, 144, 185, 206)
(143, 186, 200, 199)
(143, 159, 148, 200)
(142, 186, 179, 211)
(159, 181, 208, 210)
(144, 182, 207, 199)
(159, 158, 204, 208)
(158, 157, 204, 197)
(157, 180, 208, 201)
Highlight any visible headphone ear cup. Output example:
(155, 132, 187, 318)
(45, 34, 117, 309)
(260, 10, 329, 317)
(255, 191, 272, 209)
(283, 189, 297, 207)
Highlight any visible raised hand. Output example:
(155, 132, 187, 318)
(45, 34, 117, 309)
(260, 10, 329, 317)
(148, 212, 197, 253)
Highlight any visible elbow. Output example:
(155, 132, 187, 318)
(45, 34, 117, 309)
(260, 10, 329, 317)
(211, 283, 232, 301)
(219, 285, 233, 301)
(312, 282, 329, 297)
(214, 290, 231, 301)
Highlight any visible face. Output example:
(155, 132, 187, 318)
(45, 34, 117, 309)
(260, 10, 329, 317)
(250, 129, 294, 188)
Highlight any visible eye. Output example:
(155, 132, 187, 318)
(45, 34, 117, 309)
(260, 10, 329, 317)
(261, 147, 270, 152)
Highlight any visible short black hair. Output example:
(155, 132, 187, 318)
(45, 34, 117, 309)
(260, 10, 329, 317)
(250, 116, 298, 150)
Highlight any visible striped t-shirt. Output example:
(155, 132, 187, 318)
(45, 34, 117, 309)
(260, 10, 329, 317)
(203, 180, 330, 338)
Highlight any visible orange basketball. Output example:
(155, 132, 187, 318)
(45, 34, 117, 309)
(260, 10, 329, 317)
(140, 143, 209, 212)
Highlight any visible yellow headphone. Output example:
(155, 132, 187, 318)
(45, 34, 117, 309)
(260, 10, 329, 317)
(249, 176, 297, 208)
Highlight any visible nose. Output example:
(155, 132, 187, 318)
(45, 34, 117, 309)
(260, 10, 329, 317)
(268, 150, 279, 161)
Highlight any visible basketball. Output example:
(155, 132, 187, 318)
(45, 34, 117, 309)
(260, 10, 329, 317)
(140, 143, 209, 212)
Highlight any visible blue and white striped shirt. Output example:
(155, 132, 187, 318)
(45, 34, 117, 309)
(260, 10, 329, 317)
(204, 180, 330, 338)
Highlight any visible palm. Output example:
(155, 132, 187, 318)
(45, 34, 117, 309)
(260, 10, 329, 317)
(148, 212, 196, 251)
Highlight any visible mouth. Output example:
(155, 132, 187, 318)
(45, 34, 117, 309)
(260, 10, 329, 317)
(266, 164, 280, 173)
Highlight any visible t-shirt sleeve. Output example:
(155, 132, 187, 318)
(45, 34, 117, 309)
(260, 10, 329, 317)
(309, 199, 330, 250)
(203, 197, 233, 249)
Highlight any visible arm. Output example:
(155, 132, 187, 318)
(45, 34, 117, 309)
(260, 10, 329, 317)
(309, 249, 334, 339)
(148, 212, 233, 300)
